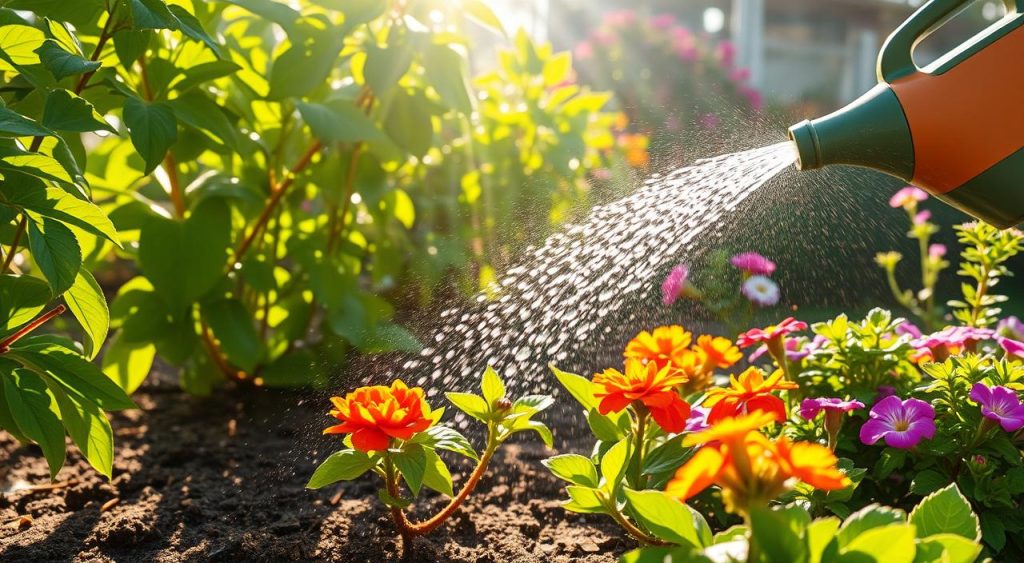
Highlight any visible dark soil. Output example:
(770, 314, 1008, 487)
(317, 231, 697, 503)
(0, 386, 629, 562)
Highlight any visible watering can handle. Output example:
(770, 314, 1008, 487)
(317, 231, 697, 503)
(878, 0, 1024, 82)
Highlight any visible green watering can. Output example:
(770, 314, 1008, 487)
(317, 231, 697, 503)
(788, 0, 1024, 228)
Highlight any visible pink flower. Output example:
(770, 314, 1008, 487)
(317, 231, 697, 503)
(730, 252, 776, 276)
(699, 113, 720, 130)
(895, 321, 922, 339)
(997, 335, 1024, 359)
(913, 326, 994, 350)
(751, 334, 827, 362)
(889, 186, 928, 208)
(970, 383, 1024, 432)
(998, 316, 1024, 341)
(860, 396, 935, 449)
(604, 9, 636, 27)
(729, 68, 751, 83)
(741, 275, 780, 307)
(592, 29, 616, 46)
(738, 317, 808, 348)
(716, 41, 736, 67)
(650, 14, 676, 29)
(574, 41, 594, 60)
(929, 244, 946, 259)
(799, 397, 865, 419)
(913, 210, 932, 224)
(675, 43, 699, 62)
(661, 264, 689, 306)
(741, 87, 764, 112)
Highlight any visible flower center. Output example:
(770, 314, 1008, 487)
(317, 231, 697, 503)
(893, 419, 910, 432)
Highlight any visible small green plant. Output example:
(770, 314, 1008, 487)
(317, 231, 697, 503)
(947, 221, 1023, 328)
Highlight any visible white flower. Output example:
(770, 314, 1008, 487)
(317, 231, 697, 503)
(741, 275, 780, 307)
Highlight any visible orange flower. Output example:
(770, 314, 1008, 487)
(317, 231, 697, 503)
(625, 325, 693, 375)
(703, 367, 798, 424)
(695, 335, 742, 370)
(324, 380, 438, 452)
(593, 359, 691, 433)
(666, 415, 848, 513)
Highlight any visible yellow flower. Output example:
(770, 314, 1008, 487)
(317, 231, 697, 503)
(625, 326, 693, 377)
(703, 367, 797, 424)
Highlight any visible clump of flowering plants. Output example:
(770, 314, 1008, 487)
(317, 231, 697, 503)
(307, 368, 552, 549)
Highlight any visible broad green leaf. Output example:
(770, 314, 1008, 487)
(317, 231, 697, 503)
(563, 485, 606, 514)
(915, 533, 982, 563)
(8, 344, 137, 411)
(542, 52, 572, 87)
(167, 4, 222, 56)
(27, 217, 81, 294)
(221, 0, 301, 33)
(296, 100, 385, 143)
(422, 44, 473, 115)
(480, 365, 505, 405)
(0, 106, 53, 138)
(257, 350, 323, 388)
(642, 435, 688, 476)
(130, 0, 180, 30)
(410, 425, 478, 460)
(445, 392, 489, 421)
(306, 449, 375, 488)
(42, 89, 116, 134)
(123, 97, 177, 174)
(112, 29, 151, 68)
(64, 269, 108, 359)
(587, 407, 626, 442)
(421, 447, 454, 496)
(909, 469, 949, 497)
(0, 274, 51, 334)
(267, 19, 343, 99)
(464, 0, 506, 36)
(43, 379, 113, 478)
(0, 24, 46, 66)
(5, 0, 104, 27)
(394, 443, 427, 496)
(542, 454, 599, 487)
(549, 364, 598, 410)
(138, 198, 231, 311)
(909, 483, 981, 541)
(172, 60, 239, 92)
(167, 90, 241, 150)
(202, 298, 262, 372)
(839, 523, 915, 563)
(600, 437, 629, 491)
(806, 517, 841, 563)
(101, 334, 156, 394)
(383, 91, 432, 157)
(3, 369, 66, 478)
(364, 41, 413, 95)
(624, 488, 702, 547)
(620, 546, 711, 563)
(0, 365, 30, 442)
(35, 39, 101, 81)
(3, 187, 119, 245)
(524, 420, 553, 447)
(750, 505, 810, 563)
(837, 504, 906, 548)
(0, 147, 74, 184)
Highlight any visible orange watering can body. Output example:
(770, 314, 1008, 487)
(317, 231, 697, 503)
(789, 0, 1024, 228)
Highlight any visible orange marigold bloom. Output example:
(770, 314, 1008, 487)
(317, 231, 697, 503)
(695, 335, 742, 370)
(593, 359, 691, 433)
(324, 380, 438, 452)
(625, 325, 693, 375)
(703, 367, 798, 424)
(666, 419, 849, 513)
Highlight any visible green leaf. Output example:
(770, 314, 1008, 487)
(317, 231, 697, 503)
(0, 106, 53, 138)
(464, 0, 506, 36)
(908, 483, 981, 541)
(0, 147, 74, 184)
(839, 523, 915, 563)
(258, 349, 323, 388)
(27, 217, 81, 295)
(549, 364, 598, 410)
(624, 488, 703, 547)
(167, 4, 222, 56)
(620, 546, 711, 563)
(524, 420, 553, 447)
(0, 24, 46, 66)
(377, 488, 411, 509)
(3, 187, 119, 245)
(296, 100, 385, 143)
(3, 369, 66, 478)
(480, 365, 505, 405)
(138, 197, 230, 311)
(909, 469, 949, 497)
(394, 443, 427, 496)
(915, 533, 982, 563)
(420, 447, 454, 496)
(8, 344, 136, 411)
(445, 392, 489, 421)
(364, 41, 413, 96)
(750, 505, 810, 563)
(410, 425, 478, 460)
(101, 333, 156, 394)
(5, 0, 104, 27)
(642, 435, 688, 476)
(112, 29, 151, 68)
(123, 97, 177, 174)
(542, 52, 572, 87)
(266, 19, 343, 99)
(35, 39, 101, 81)
(167, 90, 241, 150)
(422, 44, 473, 114)
(600, 437, 630, 492)
(172, 60, 239, 92)
(806, 517, 841, 563)
(383, 91, 432, 157)
(43, 379, 113, 479)
(202, 299, 262, 372)
(130, 0, 180, 30)
(306, 449, 375, 488)
(543, 454, 599, 487)
(837, 504, 907, 548)
(563, 485, 606, 514)
(0, 274, 51, 335)
(587, 407, 626, 442)
(42, 89, 116, 134)
(64, 269, 108, 360)
(356, 323, 422, 354)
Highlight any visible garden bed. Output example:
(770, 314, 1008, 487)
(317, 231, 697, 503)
(0, 385, 626, 562)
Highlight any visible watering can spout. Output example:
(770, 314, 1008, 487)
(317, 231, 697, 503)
(787, 0, 1024, 228)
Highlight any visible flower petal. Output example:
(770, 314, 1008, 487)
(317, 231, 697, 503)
(859, 419, 890, 445)
(665, 446, 726, 501)
(351, 427, 390, 452)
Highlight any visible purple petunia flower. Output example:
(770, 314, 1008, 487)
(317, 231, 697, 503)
(749, 335, 826, 363)
(799, 397, 865, 420)
(860, 396, 936, 449)
(998, 316, 1024, 341)
(997, 336, 1024, 359)
(729, 252, 776, 276)
(661, 264, 689, 306)
(685, 406, 710, 433)
(895, 321, 923, 339)
(969, 383, 1024, 432)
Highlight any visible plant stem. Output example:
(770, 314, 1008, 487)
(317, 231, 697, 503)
(968, 261, 992, 328)
(608, 504, 670, 545)
(628, 409, 648, 489)
(73, 12, 115, 94)
(199, 319, 245, 382)
(1, 214, 28, 274)
(0, 305, 66, 353)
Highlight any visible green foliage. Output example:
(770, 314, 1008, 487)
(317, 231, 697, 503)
(947, 222, 1023, 327)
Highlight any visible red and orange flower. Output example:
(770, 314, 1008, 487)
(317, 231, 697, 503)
(593, 359, 691, 433)
(324, 380, 439, 452)
(702, 367, 798, 424)
(665, 412, 848, 513)
(737, 317, 807, 348)
(694, 335, 742, 371)
(625, 325, 693, 375)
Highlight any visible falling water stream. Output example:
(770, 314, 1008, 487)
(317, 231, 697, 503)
(396, 142, 797, 416)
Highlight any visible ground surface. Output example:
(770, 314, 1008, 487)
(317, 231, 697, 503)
(0, 386, 629, 562)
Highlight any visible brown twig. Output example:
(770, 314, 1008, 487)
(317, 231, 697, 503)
(73, 13, 115, 94)
(0, 305, 66, 353)
(199, 319, 245, 382)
